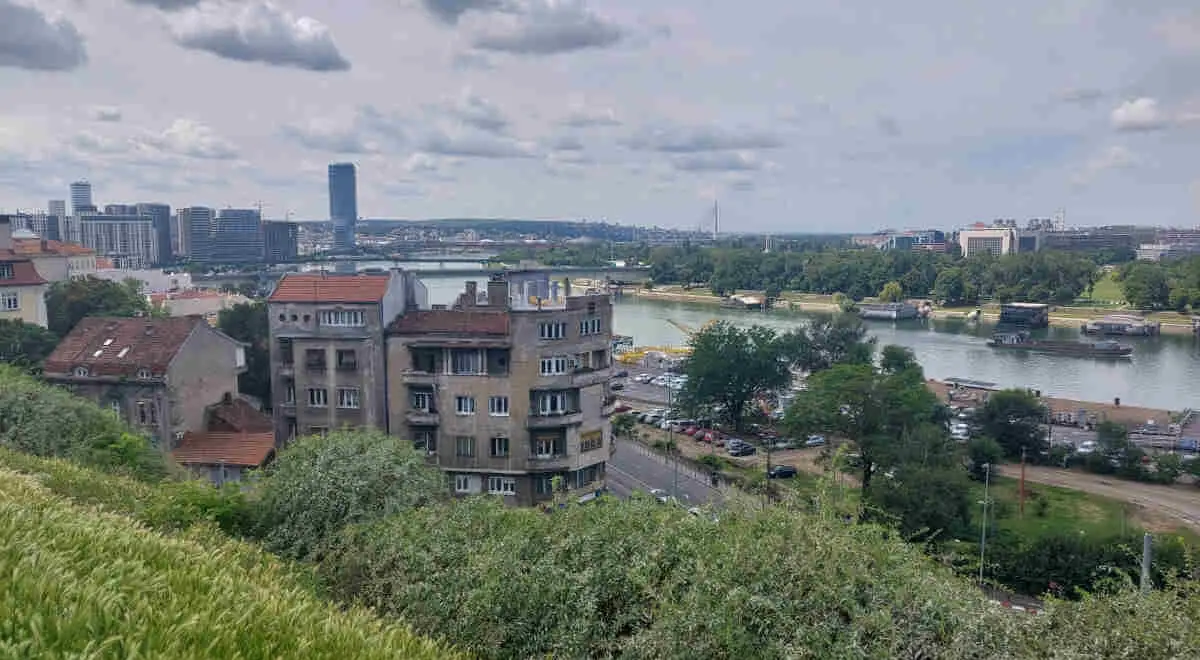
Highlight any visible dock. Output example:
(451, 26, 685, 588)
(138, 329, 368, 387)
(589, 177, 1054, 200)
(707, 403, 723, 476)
(926, 379, 1177, 429)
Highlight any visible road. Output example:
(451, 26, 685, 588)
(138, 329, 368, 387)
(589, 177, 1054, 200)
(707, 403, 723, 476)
(607, 438, 722, 507)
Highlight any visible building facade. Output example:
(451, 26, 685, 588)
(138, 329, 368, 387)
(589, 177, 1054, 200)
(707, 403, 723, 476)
(957, 226, 1018, 257)
(209, 209, 264, 264)
(78, 214, 159, 268)
(42, 316, 247, 446)
(387, 272, 615, 507)
(178, 206, 215, 260)
(328, 162, 358, 252)
(0, 217, 50, 327)
(263, 220, 300, 263)
(70, 181, 93, 215)
(267, 270, 429, 443)
(136, 202, 173, 266)
(12, 238, 98, 281)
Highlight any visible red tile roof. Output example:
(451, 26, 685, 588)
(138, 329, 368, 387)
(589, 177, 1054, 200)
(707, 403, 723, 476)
(0, 259, 47, 287)
(206, 396, 274, 433)
(12, 238, 96, 257)
(43, 316, 203, 378)
(388, 309, 510, 335)
(173, 431, 276, 468)
(268, 273, 391, 303)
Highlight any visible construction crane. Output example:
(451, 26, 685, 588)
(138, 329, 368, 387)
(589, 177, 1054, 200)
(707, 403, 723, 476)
(667, 318, 719, 338)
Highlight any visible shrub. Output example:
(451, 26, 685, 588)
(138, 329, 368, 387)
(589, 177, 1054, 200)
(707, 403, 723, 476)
(0, 365, 169, 480)
(0, 469, 462, 659)
(253, 429, 446, 560)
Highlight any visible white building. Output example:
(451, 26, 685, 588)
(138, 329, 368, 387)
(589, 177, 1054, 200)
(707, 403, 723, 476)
(957, 227, 1017, 257)
(92, 268, 193, 293)
(78, 215, 159, 268)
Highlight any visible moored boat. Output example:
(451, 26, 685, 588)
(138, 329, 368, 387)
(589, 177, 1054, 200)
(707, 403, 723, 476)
(987, 331, 1132, 358)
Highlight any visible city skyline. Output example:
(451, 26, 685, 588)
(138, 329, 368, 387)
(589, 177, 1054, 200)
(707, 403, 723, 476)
(1, 1, 1199, 231)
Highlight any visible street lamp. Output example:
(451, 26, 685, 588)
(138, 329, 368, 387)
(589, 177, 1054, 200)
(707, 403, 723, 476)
(978, 462, 991, 586)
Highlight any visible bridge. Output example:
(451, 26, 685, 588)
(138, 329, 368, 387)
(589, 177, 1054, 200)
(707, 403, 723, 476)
(193, 265, 651, 289)
(294, 253, 497, 264)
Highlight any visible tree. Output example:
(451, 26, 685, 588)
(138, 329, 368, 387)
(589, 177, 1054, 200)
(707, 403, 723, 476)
(931, 267, 968, 305)
(1120, 262, 1171, 309)
(0, 319, 59, 372)
(879, 280, 903, 302)
(778, 315, 875, 374)
(879, 344, 918, 375)
(679, 322, 791, 431)
(966, 437, 1003, 481)
(253, 429, 446, 561)
(972, 389, 1048, 461)
(217, 302, 271, 404)
(45, 276, 151, 336)
(868, 465, 973, 542)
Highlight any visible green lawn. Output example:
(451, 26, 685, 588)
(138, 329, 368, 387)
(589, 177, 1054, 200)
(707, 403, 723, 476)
(1085, 271, 1125, 304)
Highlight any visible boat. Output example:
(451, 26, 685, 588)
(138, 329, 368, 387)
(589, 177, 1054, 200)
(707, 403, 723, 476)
(987, 331, 1133, 358)
(858, 302, 919, 320)
(1080, 314, 1161, 336)
(719, 295, 763, 310)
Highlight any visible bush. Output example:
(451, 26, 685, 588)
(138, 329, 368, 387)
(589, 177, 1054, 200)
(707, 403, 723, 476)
(253, 429, 446, 560)
(0, 469, 462, 659)
(0, 365, 170, 480)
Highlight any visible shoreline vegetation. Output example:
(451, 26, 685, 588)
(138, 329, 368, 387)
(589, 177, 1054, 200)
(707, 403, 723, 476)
(633, 285, 1199, 335)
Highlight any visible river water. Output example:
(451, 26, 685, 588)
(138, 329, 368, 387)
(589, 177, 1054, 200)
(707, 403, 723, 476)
(342, 263, 1200, 412)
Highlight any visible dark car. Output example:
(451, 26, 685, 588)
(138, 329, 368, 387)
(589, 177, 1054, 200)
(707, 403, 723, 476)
(615, 370, 630, 378)
(768, 465, 798, 479)
(728, 444, 757, 457)
(610, 382, 625, 391)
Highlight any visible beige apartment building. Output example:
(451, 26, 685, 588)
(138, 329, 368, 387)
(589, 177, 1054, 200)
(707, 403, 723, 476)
(387, 272, 615, 507)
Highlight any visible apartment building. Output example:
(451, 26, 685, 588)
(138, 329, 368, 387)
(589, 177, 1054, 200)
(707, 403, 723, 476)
(387, 271, 615, 507)
(42, 316, 248, 446)
(0, 216, 49, 327)
(267, 269, 428, 443)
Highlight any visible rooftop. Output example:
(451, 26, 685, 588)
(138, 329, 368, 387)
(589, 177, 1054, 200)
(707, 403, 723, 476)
(11, 238, 96, 257)
(43, 316, 205, 378)
(268, 272, 391, 304)
(389, 309, 509, 336)
(206, 395, 273, 433)
(172, 431, 276, 468)
(0, 259, 48, 287)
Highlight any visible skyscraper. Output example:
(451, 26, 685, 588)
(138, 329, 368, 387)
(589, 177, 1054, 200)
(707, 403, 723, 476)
(48, 200, 66, 219)
(328, 162, 358, 251)
(179, 206, 215, 262)
(136, 202, 172, 266)
(70, 181, 94, 215)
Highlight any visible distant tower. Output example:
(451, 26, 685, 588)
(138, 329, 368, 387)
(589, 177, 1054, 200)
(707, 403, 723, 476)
(70, 181, 93, 215)
(764, 235, 771, 253)
(48, 199, 66, 218)
(712, 199, 720, 240)
(328, 163, 358, 251)
(1054, 209, 1066, 231)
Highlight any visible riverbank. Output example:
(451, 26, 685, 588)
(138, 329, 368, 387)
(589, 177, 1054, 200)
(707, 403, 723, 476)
(635, 287, 1199, 336)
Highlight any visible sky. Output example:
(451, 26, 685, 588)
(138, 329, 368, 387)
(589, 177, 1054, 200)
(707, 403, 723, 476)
(1, 0, 1199, 232)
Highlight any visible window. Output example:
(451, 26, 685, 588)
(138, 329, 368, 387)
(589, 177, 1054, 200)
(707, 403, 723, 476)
(455, 435, 475, 457)
(0, 264, 12, 279)
(278, 338, 294, 365)
(534, 475, 557, 495)
(579, 317, 602, 336)
(109, 400, 121, 417)
(412, 428, 436, 454)
(487, 476, 516, 496)
(580, 430, 603, 453)
(136, 368, 152, 379)
(307, 388, 328, 407)
(536, 392, 568, 415)
(309, 426, 329, 436)
(0, 292, 18, 311)
(488, 395, 509, 416)
(411, 391, 432, 412)
(304, 349, 326, 370)
(455, 396, 475, 415)
(319, 309, 366, 327)
(454, 474, 472, 494)
(538, 321, 567, 340)
(74, 366, 89, 377)
(135, 400, 158, 426)
(539, 356, 569, 375)
(533, 435, 564, 458)
(337, 387, 360, 409)
(335, 349, 357, 371)
(284, 380, 295, 404)
(490, 436, 509, 457)
(450, 349, 482, 375)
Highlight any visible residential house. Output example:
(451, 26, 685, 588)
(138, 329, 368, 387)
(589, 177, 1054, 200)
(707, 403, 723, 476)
(172, 431, 276, 486)
(0, 216, 50, 326)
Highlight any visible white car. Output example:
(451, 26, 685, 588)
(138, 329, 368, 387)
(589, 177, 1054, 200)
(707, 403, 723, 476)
(648, 488, 670, 504)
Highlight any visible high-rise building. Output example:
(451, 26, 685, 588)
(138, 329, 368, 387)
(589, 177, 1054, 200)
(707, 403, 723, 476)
(179, 206, 215, 261)
(136, 203, 173, 266)
(263, 221, 300, 264)
(104, 204, 138, 216)
(70, 181, 94, 215)
(78, 214, 158, 268)
(209, 208, 263, 264)
(328, 162, 358, 251)
(48, 200, 66, 218)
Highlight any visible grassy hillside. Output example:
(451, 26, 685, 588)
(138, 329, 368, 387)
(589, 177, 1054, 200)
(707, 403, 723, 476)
(0, 467, 462, 660)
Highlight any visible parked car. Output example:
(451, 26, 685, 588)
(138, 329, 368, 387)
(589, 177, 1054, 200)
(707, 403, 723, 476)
(615, 370, 629, 378)
(728, 444, 757, 457)
(805, 435, 826, 447)
(648, 488, 671, 504)
(610, 382, 625, 391)
(768, 465, 798, 479)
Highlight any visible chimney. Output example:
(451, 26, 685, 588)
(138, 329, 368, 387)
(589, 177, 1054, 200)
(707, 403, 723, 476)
(0, 216, 11, 251)
(464, 281, 478, 308)
(487, 278, 509, 309)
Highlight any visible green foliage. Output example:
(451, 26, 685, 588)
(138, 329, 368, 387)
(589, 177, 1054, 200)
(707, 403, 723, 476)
(966, 437, 1004, 480)
(973, 389, 1049, 461)
(0, 470, 462, 660)
(0, 319, 59, 372)
(218, 301, 272, 404)
(45, 275, 152, 336)
(0, 365, 169, 480)
(253, 429, 447, 561)
(868, 466, 973, 542)
(879, 280, 904, 302)
(611, 412, 637, 439)
(879, 344, 918, 375)
(678, 321, 793, 430)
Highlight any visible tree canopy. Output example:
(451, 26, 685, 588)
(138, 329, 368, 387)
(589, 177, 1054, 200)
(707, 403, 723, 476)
(46, 276, 153, 336)
(218, 302, 272, 405)
(1117, 256, 1200, 312)
(0, 319, 59, 372)
(677, 322, 792, 430)
(972, 389, 1049, 461)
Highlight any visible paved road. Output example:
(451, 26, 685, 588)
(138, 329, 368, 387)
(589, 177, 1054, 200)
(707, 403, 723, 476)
(607, 438, 722, 506)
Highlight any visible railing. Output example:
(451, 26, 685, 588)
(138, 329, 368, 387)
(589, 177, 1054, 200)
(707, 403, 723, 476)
(528, 411, 584, 428)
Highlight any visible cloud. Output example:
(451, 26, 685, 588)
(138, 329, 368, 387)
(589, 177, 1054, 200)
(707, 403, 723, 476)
(169, 1, 351, 72)
(90, 106, 122, 122)
(420, 0, 505, 25)
(1072, 145, 1137, 186)
(1060, 88, 1105, 106)
(439, 89, 509, 133)
(1157, 13, 1200, 52)
(671, 151, 764, 172)
(69, 131, 132, 155)
(403, 152, 459, 180)
(126, 0, 206, 10)
(451, 50, 494, 70)
(417, 127, 536, 158)
(625, 124, 784, 153)
(0, 0, 87, 71)
(559, 105, 620, 128)
(282, 106, 407, 153)
(140, 118, 238, 159)
(876, 116, 902, 138)
(1110, 98, 1170, 132)
(545, 134, 584, 151)
(468, 0, 625, 55)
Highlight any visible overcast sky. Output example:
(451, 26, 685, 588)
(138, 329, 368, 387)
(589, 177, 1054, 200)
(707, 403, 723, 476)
(1, 0, 1199, 231)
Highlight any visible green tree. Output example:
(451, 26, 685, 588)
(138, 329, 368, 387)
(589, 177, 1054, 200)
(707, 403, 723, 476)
(973, 389, 1048, 460)
(253, 429, 446, 561)
(868, 465, 973, 542)
(217, 302, 271, 404)
(0, 319, 59, 372)
(679, 322, 791, 431)
(777, 315, 875, 373)
(966, 437, 1003, 481)
(879, 344, 918, 375)
(878, 280, 903, 302)
(45, 276, 151, 336)
(931, 267, 968, 305)
(1120, 262, 1171, 309)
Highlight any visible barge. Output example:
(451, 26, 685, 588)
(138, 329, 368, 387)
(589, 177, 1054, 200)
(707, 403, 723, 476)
(1080, 314, 1161, 337)
(988, 331, 1133, 358)
(858, 302, 919, 320)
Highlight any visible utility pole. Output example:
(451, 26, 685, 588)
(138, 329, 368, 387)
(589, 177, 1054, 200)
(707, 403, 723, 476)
(978, 463, 991, 587)
(1141, 532, 1153, 593)
(1019, 447, 1026, 517)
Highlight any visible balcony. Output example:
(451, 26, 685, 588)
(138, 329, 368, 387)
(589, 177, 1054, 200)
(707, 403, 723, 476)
(305, 361, 326, 373)
(525, 453, 573, 470)
(527, 410, 583, 429)
(401, 370, 439, 385)
(405, 408, 440, 425)
(572, 367, 611, 388)
(278, 362, 294, 376)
